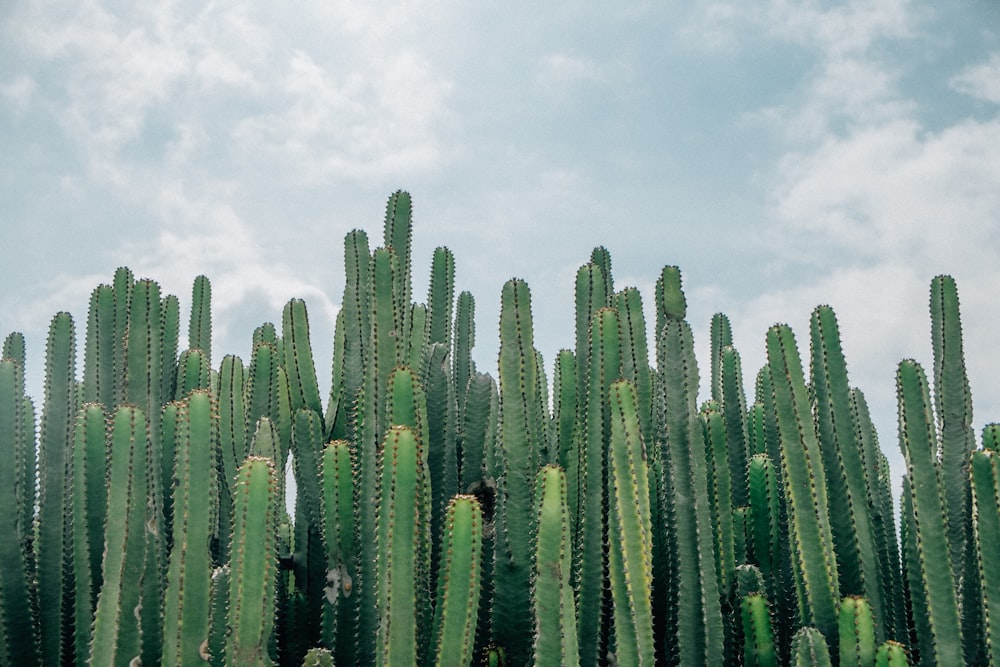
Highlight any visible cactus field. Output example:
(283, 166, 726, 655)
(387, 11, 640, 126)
(1, 190, 999, 666)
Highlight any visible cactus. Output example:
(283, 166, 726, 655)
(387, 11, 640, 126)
(607, 379, 656, 666)
(431, 495, 483, 667)
(37, 311, 76, 666)
(453, 290, 476, 416)
(838, 595, 876, 667)
(283, 298, 323, 417)
(532, 464, 579, 667)
(89, 405, 150, 667)
(971, 446, 1000, 665)
(376, 425, 428, 666)
(0, 357, 39, 666)
(320, 440, 357, 664)
(766, 323, 840, 653)
(741, 594, 778, 667)
(227, 456, 279, 666)
(790, 626, 832, 667)
(492, 277, 544, 666)
(810, 305, 883, 638)
(188, 274, 212, 366)
(656, 266, 724, 667)
(875, 641, 911, 666)
(896, 359, 963, 665)
(161, 390, 218, 666)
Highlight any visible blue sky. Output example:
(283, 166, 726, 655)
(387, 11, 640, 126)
(3, 0, 1000, 488)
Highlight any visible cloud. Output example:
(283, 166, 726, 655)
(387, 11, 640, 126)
(951, 52, 1000, 105)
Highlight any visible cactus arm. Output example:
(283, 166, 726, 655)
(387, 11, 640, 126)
(188, 274, 212, 366)
(838, 596, 876, 667)
(702, 402, 735, 600)
(89, 405, 149, 667)
(0, 358, 39, 665)
(614, 287, 652, 445)
(790, 627, 832, 667)
(552, 349, 578, 482)
(36, 311, 76, 666)
(810, 306, 884, 637)
(320, 440, 357, 664)
(227, 456, 278, 667)
(896, 359, 963, 665)
(607, 379, 656, 666)
(741, 594, 778, 667)
(376, 425, 425, 667)
(82, 284, 114, 405)
(174, 348, 211, 400)
(160, 293, 181, 401)
(575, 306, 620, 666)
(532, 464, 579, 667)
(492, 278, 543, 666)
(452, 290, 476, 417)
(161, 390, 218, 666)
(709, 312, 733, 404)
(971, 447, 1000, 666)
(283, 298, 323, 416)
(875, 641, 911, 666)
(766, 324, 840, 651)
(382, 190, 413, 344)
(432, 495, 483, 667)
(70, 403, 106, 666)
(427, 246, 455, 349)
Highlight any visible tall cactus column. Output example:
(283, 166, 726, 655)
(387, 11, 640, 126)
(492, 278, 543, 666)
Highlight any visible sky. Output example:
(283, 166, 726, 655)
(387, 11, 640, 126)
(2, 0, 1000, 493)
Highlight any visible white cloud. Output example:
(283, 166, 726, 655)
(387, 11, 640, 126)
(0, 74, 37, 114)
(951, 53, 1000, 105)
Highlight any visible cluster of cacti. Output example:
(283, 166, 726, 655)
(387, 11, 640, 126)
(1, 190, 999, 666)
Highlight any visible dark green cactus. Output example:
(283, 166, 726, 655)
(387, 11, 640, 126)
(320, 439, 357, 664)
(227, 456, 279, 666)
(0, 357, 39, 666)
(896, 359, 963, 665)
(766, 323, 840, 654)
(970, 446, 1000, 665)
(283, 298, 323, 417)
(656, 268, 723, 667)
(452, 290, 476, 416)
(810, 305, 883, 638)
(876, 641, 911, 666)
(69, 402, 106, 666)
(532, 464, 579, 667)
(492, 277, 544, 666)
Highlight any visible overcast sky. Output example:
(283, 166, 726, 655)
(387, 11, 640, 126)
(3, 0, 999, 489)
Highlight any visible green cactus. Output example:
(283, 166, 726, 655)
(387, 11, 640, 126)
(161, 292, 181, 402)
(896, 359, 963, 665)
(82, 283, 115, 406)
(208, 565, 230, 667)
(766, 323, 840, 654)
(452, 290, 476, 416)
(89, 405, 150, 667)
(320, 440, 357, 664)
(69, 402, 106, 666)
(175, 347, 211, 399)
(427, 246, 455, 349)
(575, 306, 620, 667)
(283, 298, 323, 417)
(532, 464, 579, 667)
(188, 274, 212, 366)
(971, 446, 1000, 665)
(702, 401, 735, 600)
(492, 278, 544, 667)
(810, 305, 883, 638)
(161, 390, 219, 666)
(227, 456, 279, 667)
(376, 425, 429, 666)
(657, 269, 723, 666)
(383, 190, 414, 348)
(790, 627, 832, 667)
(839, 595, 876, 667)
(607, 379, 656, 666)
(37, 311, 76, 666)
(875, 641, 910, 666)
(432, 494, 483, 667)
(741, 594, 778, 667)
(0, 357, 39, 666)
